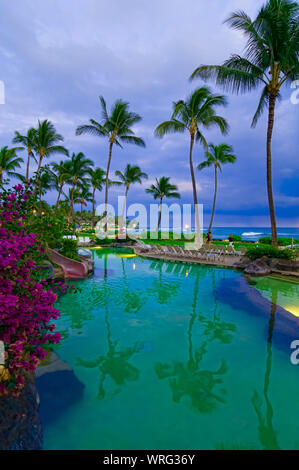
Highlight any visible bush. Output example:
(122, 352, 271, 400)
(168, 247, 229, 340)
(78, 228, 95, 234)
(230, 234, 242, 241)
(0, 184, 62, 395)
(60, 239, 80, 261)
(258, 236, 299, 246)
(141, 231, 195, 242)
(246, 245, 297, 261)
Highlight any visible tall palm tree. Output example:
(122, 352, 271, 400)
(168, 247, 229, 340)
(155, 88, 228, 244)
(68, 152, 94, 215)
(146, 176, 180, 231)
(13, 128, 37, 182)
(89, 167, 106, 228)
(34, 119, 68, 183)
(115, 164, 148, 220)
(0, 146, 24, 183)
(198, 143, 237, 233)
(190, 0, 299, 247)
(76, 96, 146, 220)
(51, 160, 73, 208)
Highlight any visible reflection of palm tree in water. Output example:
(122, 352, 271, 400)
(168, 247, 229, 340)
(147, 261, 180, 305)
(76, 252, 143, 399)
(77, 308, 142, 399)
(252, 290, 280, 450)
(155, 268, 234, 413)
(120, 258, 146, 313)
(199, 269, 236, 345)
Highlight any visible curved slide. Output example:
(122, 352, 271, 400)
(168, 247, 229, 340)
(48, 249, 89, 279)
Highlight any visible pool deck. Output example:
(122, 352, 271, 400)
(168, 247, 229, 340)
(134, 247, 242, 269)
(133, 247, 299, 281)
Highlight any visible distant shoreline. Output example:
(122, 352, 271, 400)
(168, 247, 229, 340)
(136, 227, 299, 242)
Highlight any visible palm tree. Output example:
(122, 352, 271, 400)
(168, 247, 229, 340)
(68, 152, 94, 215)
(198, 143, 237, 233)
(0, 146, 24, 183)
(34, 119, 68, 183)
(89, 167, 106, 228)
(76, 96, 146, 221)
(51, 160, 73, 208)
(78, 184, 93, 214)
(190, 0, 299, 247)
(37, 166, 56, 213)
(146, 176, 180, 231)
(13, 128, 37, 182)
(63, 187, 82, 224)
(115, 164, 148, 220)
(63, 187, 82, 205)
(155, 88, 228, 244)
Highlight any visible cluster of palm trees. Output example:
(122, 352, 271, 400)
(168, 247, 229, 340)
(190, 0, 299, 247)
(0, 1, 297, 244)
(0, 116, 152, 228)
(0, 106, 235, 233)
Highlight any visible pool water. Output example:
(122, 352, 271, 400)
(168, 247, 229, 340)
(40, 248, 299, 450)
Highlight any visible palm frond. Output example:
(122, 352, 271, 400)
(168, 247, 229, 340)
(99, 95, 109, 121)
(118, 135, 146, 147)
(195, 130, 208, 148)
(251, 85, 270, 127)
(198, 159, 214, 171)
(76, 122, 107, 137)
(155, 120, 186, 137)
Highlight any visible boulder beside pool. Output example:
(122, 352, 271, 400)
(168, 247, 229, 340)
(244, 257, 272, 276)
(0, 372, 42, 450)
(36, 352, 85, 426)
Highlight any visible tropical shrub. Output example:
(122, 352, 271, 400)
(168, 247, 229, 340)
(27, 210, 67, 250)
(141, 231, 195, 242)
(259, 237, 299, 246)
(60, 238, 80, 261)
(246, 246, 297, 261)
(0, 184, 69, 396)
(230, 234, 242, 241)
(41, 279, 80, 295)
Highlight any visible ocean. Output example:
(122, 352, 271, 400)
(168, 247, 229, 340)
(201, 227, 299, 241)
(153, 227, 299, 241)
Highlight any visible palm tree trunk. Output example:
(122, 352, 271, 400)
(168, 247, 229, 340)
(55, 183, 64, 209)
(157, 196, 163, 231)
(92, 186, 96, 229)
(26, 149, 31, 182)
(39, 186, 42, 214)
(104, 141, 113, 231)
(208, 164, 218, 233)
(121, 184, 129, 221)
(36, 154, 43, 180)
(267, 94, 278, 248)
(189, 134, 200, 246)
(70, 181, 77, 220)
(33, 153, 43, 194)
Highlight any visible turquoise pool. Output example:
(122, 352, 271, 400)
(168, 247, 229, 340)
(39, 248, 299, 450)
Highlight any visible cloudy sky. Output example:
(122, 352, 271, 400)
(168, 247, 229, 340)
(0, 0, 298, 227)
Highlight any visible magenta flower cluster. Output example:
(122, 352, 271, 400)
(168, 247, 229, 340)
(0, 184, 63, 395)
(41, 279, 79, 295)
